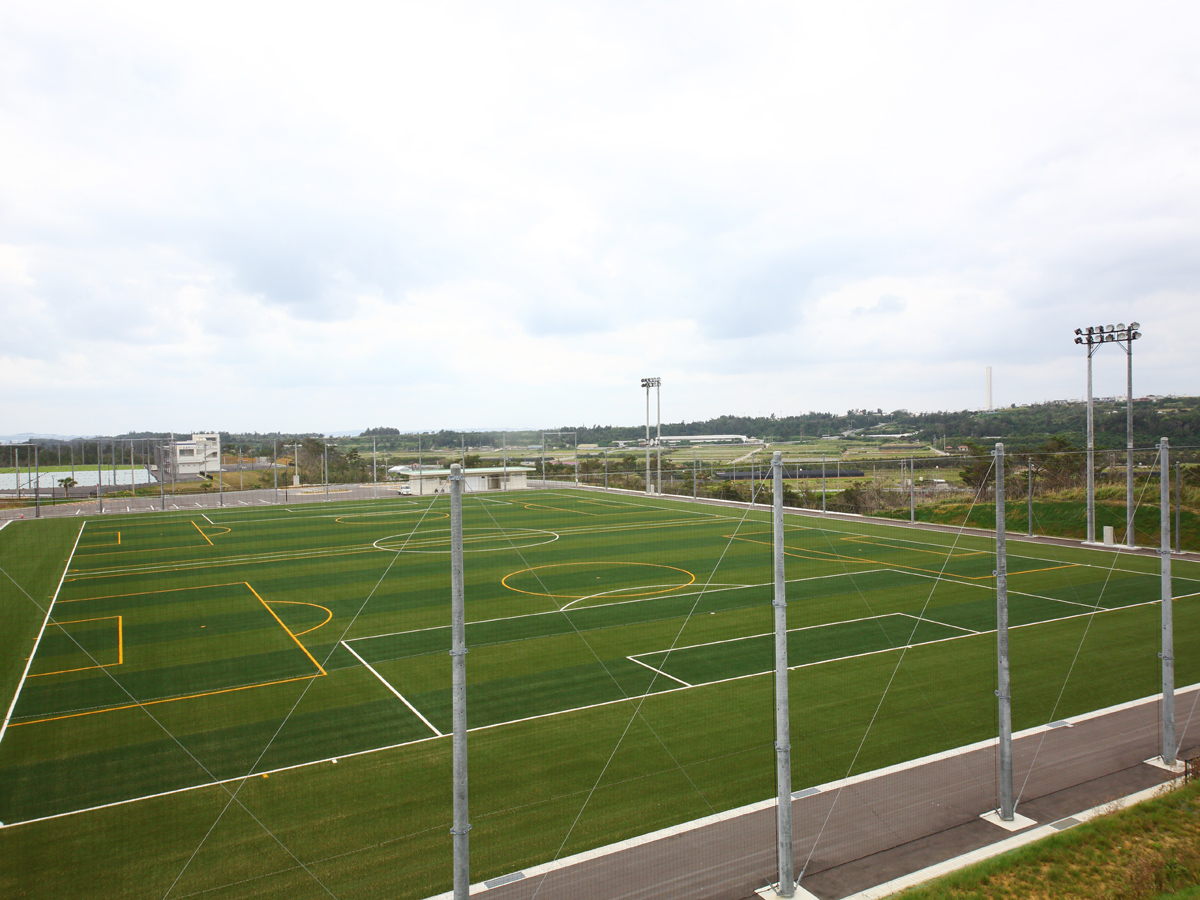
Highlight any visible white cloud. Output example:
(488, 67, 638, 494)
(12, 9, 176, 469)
(1, 1, 1198, 432)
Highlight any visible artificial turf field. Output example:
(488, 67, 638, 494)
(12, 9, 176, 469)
(1, 488, 1199, 899)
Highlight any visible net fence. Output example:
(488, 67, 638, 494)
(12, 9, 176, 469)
(0, 442, 1197, 900)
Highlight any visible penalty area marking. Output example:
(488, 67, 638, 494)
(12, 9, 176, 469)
(341, 641, 442, 737)
(0, 520, 86, 747)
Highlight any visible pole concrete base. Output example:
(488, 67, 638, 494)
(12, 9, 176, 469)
(980, 809, 1037, 831)
(1144, 755, 1185, 774)
(756, 883, 818, 900)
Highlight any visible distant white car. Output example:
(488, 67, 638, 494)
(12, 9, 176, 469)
(398, 484, 412, 495)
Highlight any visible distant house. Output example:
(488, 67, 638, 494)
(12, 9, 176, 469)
(386, 465, 533, 494)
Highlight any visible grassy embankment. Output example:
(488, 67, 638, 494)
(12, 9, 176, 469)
(877, 486, 1200, 553)
(898, 778, 1200, 900)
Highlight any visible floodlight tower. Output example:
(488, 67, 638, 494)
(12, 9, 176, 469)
(641, 377, 660, 494)
(1073, 323, 1141, 545)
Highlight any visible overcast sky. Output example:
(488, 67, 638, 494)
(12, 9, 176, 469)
(1, 2, 1197, 436)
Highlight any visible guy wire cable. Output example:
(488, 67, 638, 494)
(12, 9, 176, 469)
(467, 469, 774, 899)
(799, 454, 997, 882)
(1015, 445, 1163, 807)
(162, 491, 448, 899)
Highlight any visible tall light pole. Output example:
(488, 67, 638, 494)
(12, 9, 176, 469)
(1073, 323, 1140, 544)
(641, 377, 660, 495)
(1116, 323, 1142, 546)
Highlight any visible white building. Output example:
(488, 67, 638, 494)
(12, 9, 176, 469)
(172, 433, 222, 477)
(386, 465, 533, 493)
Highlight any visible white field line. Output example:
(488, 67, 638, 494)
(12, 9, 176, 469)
(628, 609, 927, 659)
(345, 570, 891, 645)
(898, 612, 980, 635)
(626, 656, 692, 687)
(557, 487, 1199, 580)
(0, 520, 86, 747)
(1006, 589, 1101, 610)
(0, 520, 10, 533)
(427, 685, 1200, 900)
(4, 606, 1194, 832)
(340, 641, 442, 737)
(201, 514, 215, 525)
(558, 583, 747, 612)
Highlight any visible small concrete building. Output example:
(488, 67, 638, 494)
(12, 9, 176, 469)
(172, 433, 221, 477)
(386, 465, 533, 494)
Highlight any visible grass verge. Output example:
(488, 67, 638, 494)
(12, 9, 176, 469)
(897, 778, 1200, 900)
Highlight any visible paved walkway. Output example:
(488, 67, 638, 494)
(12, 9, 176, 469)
(425, 687, 1199, 900)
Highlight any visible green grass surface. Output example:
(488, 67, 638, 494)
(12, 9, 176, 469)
(897, 778, 1200, 900)
(0, 489, 1197, 899)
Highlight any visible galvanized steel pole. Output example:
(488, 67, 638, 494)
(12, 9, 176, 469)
(98, 441, 104, 513)
(909, 457, 915, 523)
(1176, 462, 1182, 555)
(1126, 340, 1135, 547)
(373, 436, 377, 499)
(1027, 457, 1033, 537)
(995, 442, 1013, 820)
(821, 454, 826, 514)
(772, 451, 795, 896)
(1160, 438, 1175, 765)
(645, 384, 651, 494)
(656, 382, 661, 495)
(449, 463, 470, 898)
(1086, 347, 1096, 543)
(274, 439, 279, 505)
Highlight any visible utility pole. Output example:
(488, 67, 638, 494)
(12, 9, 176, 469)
(98, 440, 104, 514)
(995, 442, 1014, 821)
(771, 450, 795, 896)
(656, 380, 662, 494)
(449, 462, 471, 899)
(1160, 438, 1175, 765)
(373, 436, 377, 500)
(909, 457, 915, 523)
(274, 439, 279, 505)
(1027, 457, 1034, 537)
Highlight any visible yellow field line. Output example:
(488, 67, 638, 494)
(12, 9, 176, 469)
(65, 545, 382, 582)
(26, 615, 123, 677)
(728, 534, 1081, 580)
(839, 535, 987, 558)
(57, 582, 249, 604)
(523, 502, 601, 517)
(501, 561, 696, 599)
(191, 520, 214, 546)
(245, 583, 327, 676)
(264, 600, 333, 636)
(8, 674, 319, 728)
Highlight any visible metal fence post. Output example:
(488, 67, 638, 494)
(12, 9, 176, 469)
(1027, 457, 1033, 537)
(995, 442, 1014, 820)
(772, 450, 795, 895)
(449, 463, 471, 898)
(1160, 438, 1175, 765)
